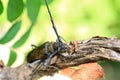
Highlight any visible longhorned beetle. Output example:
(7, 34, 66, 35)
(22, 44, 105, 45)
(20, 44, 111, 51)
(27, 41, 66, 64)
(27, 0, 67, 77)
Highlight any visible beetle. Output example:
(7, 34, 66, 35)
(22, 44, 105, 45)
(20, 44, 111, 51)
(27, 41, 64, 63)
(27, 41, 69, 78)
(27, 0, 65, 65)
(27, 0, 68, 77)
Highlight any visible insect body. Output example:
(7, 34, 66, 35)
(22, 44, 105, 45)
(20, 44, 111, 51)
(27, 41, 62, 63)
(27, 42, 48, 63)
(27, 41, 68, 78)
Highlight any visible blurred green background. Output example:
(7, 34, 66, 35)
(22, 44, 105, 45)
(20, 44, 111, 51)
(0, 0, 120, 80)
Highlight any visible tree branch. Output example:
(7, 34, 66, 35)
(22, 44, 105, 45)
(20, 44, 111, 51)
(0, 36, 120, 80)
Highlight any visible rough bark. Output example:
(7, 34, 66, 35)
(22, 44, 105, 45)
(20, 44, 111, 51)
(1, 36, 120, 80)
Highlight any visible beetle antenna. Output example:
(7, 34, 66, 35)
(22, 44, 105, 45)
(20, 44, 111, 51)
(44, 0, 63, 44)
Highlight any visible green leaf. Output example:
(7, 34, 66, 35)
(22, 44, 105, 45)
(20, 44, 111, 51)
(26, 0, 41, 23)
(7, 50, 17, 66)
(0, 0, 3, 15)
(12, 24, 33, 48)
(0, 21, 21, 44)
(7, 0, 24, 22)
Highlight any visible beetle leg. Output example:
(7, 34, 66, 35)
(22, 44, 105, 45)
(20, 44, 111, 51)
(31, 46, 62, 77)
(28, 59, 41, 68)
(30, 62, 44, 79)
(45, 42, 55, 55)
(45, 42, 51, 56)
(43, 45, 62, 66)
